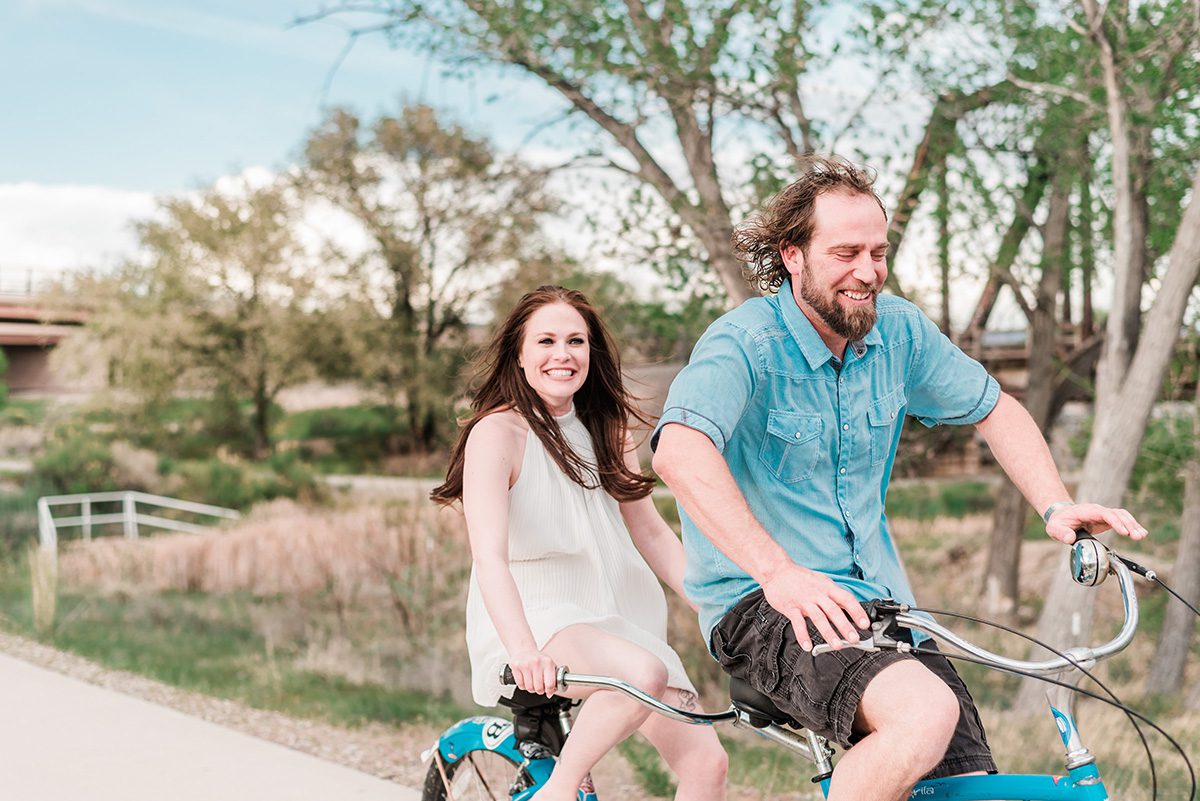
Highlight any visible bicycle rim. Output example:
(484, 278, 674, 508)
(421, 748, 533, 801)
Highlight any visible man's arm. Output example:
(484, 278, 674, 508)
(653, 423, 869, 651)
(974, 392, 1147, 543)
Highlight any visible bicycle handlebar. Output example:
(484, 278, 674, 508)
(500, 537, 1139, 725)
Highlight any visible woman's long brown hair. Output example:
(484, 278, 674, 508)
(430, 286, 655, 506)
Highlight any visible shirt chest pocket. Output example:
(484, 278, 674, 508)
(759, 411, 823, 483)
(867, 386, 907, 466)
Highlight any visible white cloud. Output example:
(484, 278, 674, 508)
(0, 183, 157, 291)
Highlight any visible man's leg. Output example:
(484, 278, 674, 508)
(825, 659, 960, 801)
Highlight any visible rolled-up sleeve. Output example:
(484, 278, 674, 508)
(652, 322, 759, 453)
(906, 312, 1000, 427)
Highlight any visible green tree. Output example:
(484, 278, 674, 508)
(297, 104, 559, 452)
(302, 1, 998, 304)
(73, 180, 333, 458)
(0, 347, 8, 408)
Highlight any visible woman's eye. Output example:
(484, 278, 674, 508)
(570, 337, 585, 345)
(538, 338, 553, 345)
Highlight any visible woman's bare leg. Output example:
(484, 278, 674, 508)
(637, 688, 728, 801)
(527, 624, 669, 801)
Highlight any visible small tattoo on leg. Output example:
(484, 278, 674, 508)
(677, 690, 697, 711)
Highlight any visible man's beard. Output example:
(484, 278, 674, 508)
(799, 262, 878, 342)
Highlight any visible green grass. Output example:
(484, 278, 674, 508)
(887, 480, 995, 520)
(618, 737, 676, 797)
(0, 569, 470, 729)
(0, 397, 48, 426)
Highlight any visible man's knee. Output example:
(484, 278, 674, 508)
(857, 660, 958, 756)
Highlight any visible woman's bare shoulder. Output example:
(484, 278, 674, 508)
(468, 407, 529, 447)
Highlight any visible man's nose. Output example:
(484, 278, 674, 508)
(851, 254, 882, 284)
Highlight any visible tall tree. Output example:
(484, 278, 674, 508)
(301, 1, 1007, 304)
(1014, 3, 1200, 711)
(74, 180, 331, 457)
(297, 104, 558, 451)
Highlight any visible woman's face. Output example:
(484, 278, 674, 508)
(518, 302, 590, 415)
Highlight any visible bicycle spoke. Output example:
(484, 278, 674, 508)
(466, 752, 499, 801)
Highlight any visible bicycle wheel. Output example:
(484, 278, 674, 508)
(421, 747, 536, 801)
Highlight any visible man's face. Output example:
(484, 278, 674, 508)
(782, 191, 889, 345)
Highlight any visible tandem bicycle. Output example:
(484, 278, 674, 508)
(421, 535, 1193, 800)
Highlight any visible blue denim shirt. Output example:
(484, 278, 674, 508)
(652, 283, 1000, 644)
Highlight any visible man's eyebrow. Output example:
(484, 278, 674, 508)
(825, 243, 891, 251)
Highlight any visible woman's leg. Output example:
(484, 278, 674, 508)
(529, 624, 670, 801)
(637, 689, 728, 801)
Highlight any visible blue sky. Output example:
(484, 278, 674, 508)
(1, 0, 564, 192)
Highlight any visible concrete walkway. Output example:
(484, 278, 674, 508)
(0, 653, 418, 801)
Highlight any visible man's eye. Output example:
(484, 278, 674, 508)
(872, 251, 888, 261)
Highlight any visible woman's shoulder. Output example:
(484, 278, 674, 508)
(468, 406, 529, 447)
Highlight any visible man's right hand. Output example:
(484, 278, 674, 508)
(761, 565, 870, 652)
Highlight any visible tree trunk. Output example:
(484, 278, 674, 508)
(982, 166, 1069, 621)
(1016, 164, 1200, 712)
(1145, 385, 1200, 696)
(936, 163, 952, 335)
(253, 374, 271, 459)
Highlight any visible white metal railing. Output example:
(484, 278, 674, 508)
(36, 491, 241, 550)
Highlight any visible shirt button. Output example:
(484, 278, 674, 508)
(891, 410, 897, 418)
(839, 467, 846, 475)
(842, 423, 849, 431)
(794, 432, 802, 438)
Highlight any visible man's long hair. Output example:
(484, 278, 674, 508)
(734, 156, 886, 292)
(430, 285, 655, 506)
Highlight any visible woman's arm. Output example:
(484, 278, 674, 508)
(462, 415, 559, 695)
(618, 433, 694, 609)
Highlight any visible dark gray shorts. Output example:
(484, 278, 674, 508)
(710, 589, 996, 779)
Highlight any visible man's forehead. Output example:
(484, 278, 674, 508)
(811, 191, 888, 240)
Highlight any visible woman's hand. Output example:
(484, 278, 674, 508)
(508, 649, 560, 696)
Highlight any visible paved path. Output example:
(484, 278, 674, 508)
(0, 652, 419, 801)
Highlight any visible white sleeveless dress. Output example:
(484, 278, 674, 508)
(465, 407, 697, 706)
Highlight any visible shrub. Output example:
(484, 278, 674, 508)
(167, 452, 320, 510)
(34, 437, 120, 495)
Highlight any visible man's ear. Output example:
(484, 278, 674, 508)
(780, 243, 804, 277)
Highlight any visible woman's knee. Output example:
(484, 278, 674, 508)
(622, 655, 669, 698)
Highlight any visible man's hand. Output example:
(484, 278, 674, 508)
(761, 565, 870, 652)
(1045, 502, 1149, 544)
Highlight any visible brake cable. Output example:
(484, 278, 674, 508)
(911, 605, 1196, 801)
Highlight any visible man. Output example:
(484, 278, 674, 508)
(651, 156, 1146, 801)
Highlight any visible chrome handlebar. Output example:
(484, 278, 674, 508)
(813, 537, 1139, 674)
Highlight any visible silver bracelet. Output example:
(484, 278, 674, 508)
(1042, 500, 1075, 523)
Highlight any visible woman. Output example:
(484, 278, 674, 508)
(431, 286, 727, 801)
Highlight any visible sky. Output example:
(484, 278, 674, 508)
(0, 0, 567, 280)
(0, 0, 1029, 327)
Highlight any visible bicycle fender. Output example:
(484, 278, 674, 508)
(431, 716, 557, 799)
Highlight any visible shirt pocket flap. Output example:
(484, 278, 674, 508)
(765, 410, 823, 444)
(867, 386, 907, 427)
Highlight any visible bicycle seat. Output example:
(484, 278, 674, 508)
(729, 677, 798, 729)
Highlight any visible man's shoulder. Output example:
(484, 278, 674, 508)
(875, 294, 924, 321)
(708, 294, 784, 338)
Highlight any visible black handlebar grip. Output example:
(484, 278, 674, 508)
(1073, 528, 1095, 543)
(500, 665, 515, 686)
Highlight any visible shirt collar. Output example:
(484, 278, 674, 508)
(775, 278, 882, 369)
